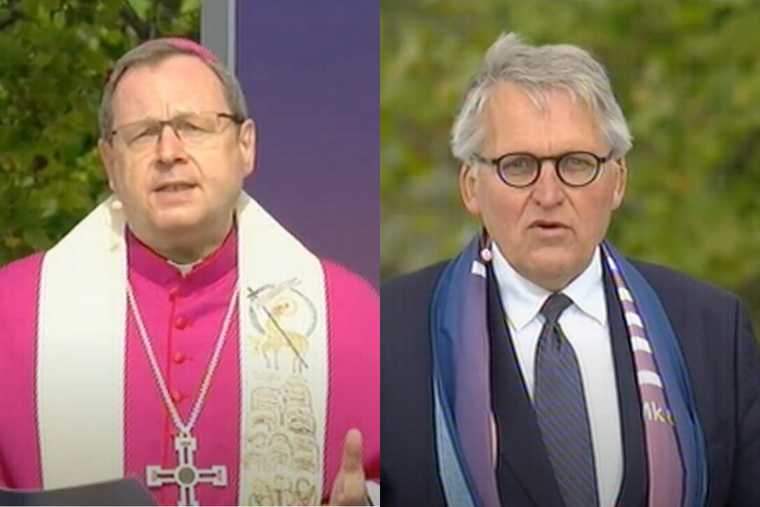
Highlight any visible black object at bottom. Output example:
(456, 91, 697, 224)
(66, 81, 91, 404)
(0, 478, 156, 506)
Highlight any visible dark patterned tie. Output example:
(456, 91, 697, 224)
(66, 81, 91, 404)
(534, 293, 599, 507)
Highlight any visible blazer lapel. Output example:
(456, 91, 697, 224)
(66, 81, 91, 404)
(487, 270, 564, 507)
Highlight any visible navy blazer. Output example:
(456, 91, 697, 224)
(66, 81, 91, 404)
(381, 259, 760, 507)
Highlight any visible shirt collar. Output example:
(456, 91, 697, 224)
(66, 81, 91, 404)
(126, 224, 237, 290)
(491, 244, 607, 331)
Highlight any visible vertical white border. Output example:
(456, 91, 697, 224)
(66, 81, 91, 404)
(201, 0, 236, 74)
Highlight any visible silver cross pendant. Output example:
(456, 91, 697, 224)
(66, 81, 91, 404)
(146, 433, 227, 506)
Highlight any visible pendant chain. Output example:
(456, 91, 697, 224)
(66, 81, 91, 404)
(126, 281, 239, 435)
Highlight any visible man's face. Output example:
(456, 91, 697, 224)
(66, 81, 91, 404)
(99, 54, 255, 244)
(460, 83, 627, 291)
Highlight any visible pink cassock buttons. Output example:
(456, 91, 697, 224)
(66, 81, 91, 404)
(175, 316, 189, 330)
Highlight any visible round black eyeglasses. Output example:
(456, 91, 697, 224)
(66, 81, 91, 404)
(471, 151, 614, 188)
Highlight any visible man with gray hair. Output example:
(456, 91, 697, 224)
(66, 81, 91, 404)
(0, 38, 379, 506)
(382, 32, 760, 507)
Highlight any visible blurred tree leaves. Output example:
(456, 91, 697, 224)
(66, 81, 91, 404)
(381, 1, 760, 322)
(0, 0, 199, 265)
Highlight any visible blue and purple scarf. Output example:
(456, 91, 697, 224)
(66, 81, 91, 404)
(430, 236, 707, 507)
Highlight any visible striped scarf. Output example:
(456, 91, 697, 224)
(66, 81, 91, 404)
(430, 236, 707, 507)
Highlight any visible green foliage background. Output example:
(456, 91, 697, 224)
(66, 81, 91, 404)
(0, 0, 199, 266)
(381, 1, 760, 324)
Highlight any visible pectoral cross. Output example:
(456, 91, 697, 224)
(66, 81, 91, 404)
(146, 434, 227, 506)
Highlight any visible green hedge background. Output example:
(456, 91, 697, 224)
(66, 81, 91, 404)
(4, 1, 760, 326)
(0, 0, 199, 266)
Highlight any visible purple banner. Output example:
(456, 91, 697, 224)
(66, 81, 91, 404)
(236, 1, 379, 288)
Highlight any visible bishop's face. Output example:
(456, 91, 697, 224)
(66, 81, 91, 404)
(99, 54, 255, 255)
(459, 83, 627, 291)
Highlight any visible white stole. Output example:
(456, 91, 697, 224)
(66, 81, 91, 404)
(37, 192, 329, 506)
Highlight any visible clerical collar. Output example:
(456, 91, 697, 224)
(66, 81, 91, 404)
(491, 243, 607, 331)
(126, 226, 237, 289)
(167, 259, 202, 277)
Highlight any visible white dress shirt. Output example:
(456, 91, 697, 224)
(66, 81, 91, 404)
(491, 244, 623, 507)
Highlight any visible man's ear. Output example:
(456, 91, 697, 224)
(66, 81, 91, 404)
(238, 119, 256, 178)
(611, 156, 628, 210)
(459, 162, 482, 216)
(98, 138, 117, 192)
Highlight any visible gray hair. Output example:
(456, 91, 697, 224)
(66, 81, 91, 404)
(451, 32, 632, 162)
(98, 39, 249, 140)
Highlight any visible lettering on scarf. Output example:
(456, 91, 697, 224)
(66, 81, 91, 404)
(642, 401, 675, 426)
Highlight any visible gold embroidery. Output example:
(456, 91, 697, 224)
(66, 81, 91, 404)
(243, 282, 321, 506)
(243, 382, 320, 505)
(247, 475, 316, 506)
(247, 280, 317, 373)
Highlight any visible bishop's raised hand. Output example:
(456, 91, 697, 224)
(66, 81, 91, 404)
(327, 428, 370, 506)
